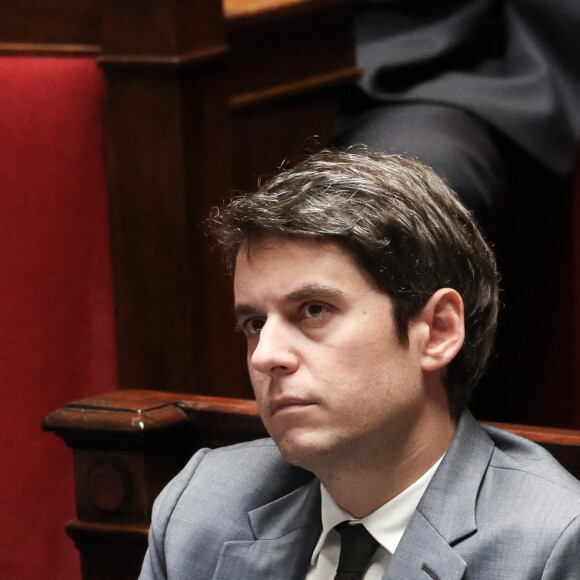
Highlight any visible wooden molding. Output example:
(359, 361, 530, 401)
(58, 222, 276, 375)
(98, 45, 229, 70)
(0, 42, 100, 56)
(230, 66, 360, 111)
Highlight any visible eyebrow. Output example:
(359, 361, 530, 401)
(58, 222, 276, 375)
(233, 304, 259, 320)
(284, 284, 345, 304)
(233, 284, 345, 320)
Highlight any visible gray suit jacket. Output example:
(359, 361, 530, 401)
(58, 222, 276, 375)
(140, 412, 580, 579)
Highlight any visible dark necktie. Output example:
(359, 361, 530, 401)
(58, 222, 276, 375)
(334, 522, 379, 580)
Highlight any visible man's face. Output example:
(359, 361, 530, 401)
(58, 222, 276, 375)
(234, 237, 428, 472)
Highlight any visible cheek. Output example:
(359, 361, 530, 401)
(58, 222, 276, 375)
(330, 338, 416, 396)
(329, 329, 397, 373)
(248, 369, 267, 402)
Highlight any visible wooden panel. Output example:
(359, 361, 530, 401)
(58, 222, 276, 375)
(98, 0, 252, 397)
(101, 0, 227, 57)
(471, 153, 579, 428)
(0, 0, 99, 53)
(227, 2, 354, 98)
(102, 62, 245, 396)
(231, 93, 346, 191)
(227, 0, 357, 193)
(43, 390, 265, 579)
(0, 0, 348, 55)
(574, 175, 580, 424)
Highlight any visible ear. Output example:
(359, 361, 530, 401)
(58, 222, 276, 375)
(417, 288, 465, 372)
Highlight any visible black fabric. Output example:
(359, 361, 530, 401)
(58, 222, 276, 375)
(354, 0, 580, 176)
(334, 522, 380, 580)
(334, 101, 508, 231)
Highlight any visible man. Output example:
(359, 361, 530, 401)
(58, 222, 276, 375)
(139, 150, 580, 579)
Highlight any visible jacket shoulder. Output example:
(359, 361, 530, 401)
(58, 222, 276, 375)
(140, 439, 315, 579)
(482, 423, 580, 495)
(475, 424, 580, 545)
(165, 438, 313, 519)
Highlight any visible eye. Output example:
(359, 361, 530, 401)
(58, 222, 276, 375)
(244, 318, 265, 336)
(304, 303, 327, 318)
(300, 303, 334, 324)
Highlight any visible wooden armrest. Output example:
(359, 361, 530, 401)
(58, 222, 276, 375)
(43, 389, 264, 442)
(43, 390, 267, 580)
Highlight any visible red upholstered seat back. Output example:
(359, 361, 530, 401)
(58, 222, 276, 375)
(0, 57, 118, 580)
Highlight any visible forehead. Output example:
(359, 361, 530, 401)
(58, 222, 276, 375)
(233, 236, 378, 302)
(236, 236, 354, 273)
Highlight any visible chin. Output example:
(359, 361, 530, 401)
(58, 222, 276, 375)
(274, 430, 334, 471)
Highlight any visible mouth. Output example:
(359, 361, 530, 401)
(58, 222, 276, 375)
(269, 397, 314, 416)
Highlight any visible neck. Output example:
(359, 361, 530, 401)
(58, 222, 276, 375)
(315, 406, 457, 518)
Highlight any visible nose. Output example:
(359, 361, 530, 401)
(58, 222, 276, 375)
(249, 316, 299, 376)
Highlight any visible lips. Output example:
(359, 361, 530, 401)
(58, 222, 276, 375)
(269, 397, 314, 416)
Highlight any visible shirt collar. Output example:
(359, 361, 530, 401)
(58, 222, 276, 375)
(310, 455, 444, 564)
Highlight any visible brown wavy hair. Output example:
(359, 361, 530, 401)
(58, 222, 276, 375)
(209, 149, 499, 420)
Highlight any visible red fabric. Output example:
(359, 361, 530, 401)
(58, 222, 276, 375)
(0, 57, 118, 579)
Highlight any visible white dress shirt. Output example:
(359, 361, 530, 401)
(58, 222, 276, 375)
(305, 456, 443, 580)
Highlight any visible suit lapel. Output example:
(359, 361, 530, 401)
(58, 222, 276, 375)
(212, 478, 321, 580)
(384, 412, 495, 580)
(383, 512, 467, 580)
